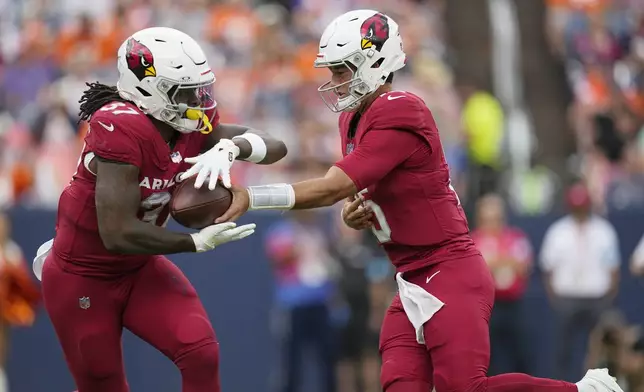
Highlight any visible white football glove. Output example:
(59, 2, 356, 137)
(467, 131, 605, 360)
(190, 222, 256, 252)
(180, 139, 240, 190)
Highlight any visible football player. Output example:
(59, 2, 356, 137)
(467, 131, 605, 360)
(212, 9, 623, 392)
(34, 27, 286, 392)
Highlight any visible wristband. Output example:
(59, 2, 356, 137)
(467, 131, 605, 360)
(232, 132, 267, 163)
(247, 184, 295, 210)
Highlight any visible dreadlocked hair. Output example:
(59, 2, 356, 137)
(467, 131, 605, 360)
(78, 82, 129, 123)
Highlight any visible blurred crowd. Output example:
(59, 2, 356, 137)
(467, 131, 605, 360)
(2, 0, 644, 391)
(545, 0, 644, 213)
(539, 1, 644, 388)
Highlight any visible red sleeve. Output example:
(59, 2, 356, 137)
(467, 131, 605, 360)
(86, 112, 143, 167)
(334, 129, 423, 191)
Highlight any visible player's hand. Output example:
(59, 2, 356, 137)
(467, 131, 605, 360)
(215, 185, 250, 223)
(190, 222, 256, 252)
(179, 139, 240, 190)
(342, 197, 374, 230)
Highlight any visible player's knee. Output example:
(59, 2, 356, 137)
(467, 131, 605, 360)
(175, 341, 220, 374)
(191, 342, 219, 371)
(384, 380, 433, 392)
(172, 313, 219, 372)
(380, 355, 431, 391)
(433, 373, 485, 392)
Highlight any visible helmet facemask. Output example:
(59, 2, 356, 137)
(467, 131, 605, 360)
(316, 51, 376, 113)
(156, 78, 217, 134)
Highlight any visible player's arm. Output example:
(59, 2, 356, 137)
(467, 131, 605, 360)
(630, 234, 644, 276)
(216, 129, 424, 222)
(203, 123, 288, 164)
(282, 129, 423, 209)
(216, 123, 288, 165)
(182, 122, 288, 190)
(95, 158, 197, 254)
(539, 224, 561, 302)
(215, 166, 356, 224)
(289, 166, 358, 209)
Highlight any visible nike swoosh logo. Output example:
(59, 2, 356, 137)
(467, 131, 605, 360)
(98, 121, 114, 132)
(426, 271, 440, 284)
(388, 95, 404, 100)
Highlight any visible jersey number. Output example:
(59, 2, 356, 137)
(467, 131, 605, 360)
(364, 199, 392, 243)
(360, 180, 461, 244)
(140, 192, 172, 226)
(99, 102, 139, 116)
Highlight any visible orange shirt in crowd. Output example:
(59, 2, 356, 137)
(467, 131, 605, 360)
(546, 0, 608, 12)
(206, 3, 260, 43)
(0, 242, 40, 327)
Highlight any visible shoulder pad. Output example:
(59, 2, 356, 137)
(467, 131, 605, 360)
(86, 102, 151, 166)
(89, 102, 148, 136)
(365, 91, 427, 131)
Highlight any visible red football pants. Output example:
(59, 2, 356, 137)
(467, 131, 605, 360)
(379, 255, 578, 392)
(42, 254, 220, 392)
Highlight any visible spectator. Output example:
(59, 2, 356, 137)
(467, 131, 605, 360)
(622, 333, 644, 392)
(540, 181, 621, 381)
(470, 193, 532, 375)
(605, 143, 644, 212)
(328, 211, 384, 392)
(264, 208, 337, 392)
(0, 212, 40, 392)
(584, 310, 630, 387)
(630, 231, 644, 276)
(458, 84, 505, 205)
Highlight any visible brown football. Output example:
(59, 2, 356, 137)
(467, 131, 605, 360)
(170, 176, 233, 229)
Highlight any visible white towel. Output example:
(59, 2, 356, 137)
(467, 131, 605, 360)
(395, 272, 445, 345)
(32, 239, 54, 281)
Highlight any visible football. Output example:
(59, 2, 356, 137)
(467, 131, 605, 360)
(170, 176, 233, 229)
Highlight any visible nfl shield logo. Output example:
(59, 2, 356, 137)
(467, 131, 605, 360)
(79, 296, 91, 310)
(346, 143, 355, 154)
(170, 151, 182, 163)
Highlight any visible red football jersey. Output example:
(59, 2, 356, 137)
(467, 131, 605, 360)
(52, 101, 218, 276)
(334, 91, 479, 273)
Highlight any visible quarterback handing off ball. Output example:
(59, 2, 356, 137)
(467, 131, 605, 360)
(170, 176, 233, 229)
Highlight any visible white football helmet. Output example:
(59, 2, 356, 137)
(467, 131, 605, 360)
(314, 10, 406, 112)
(116, 27, 217, 134)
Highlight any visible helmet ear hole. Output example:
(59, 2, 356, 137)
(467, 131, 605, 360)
(370, 58, 384, 69)
(136, 87, 152, 97)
